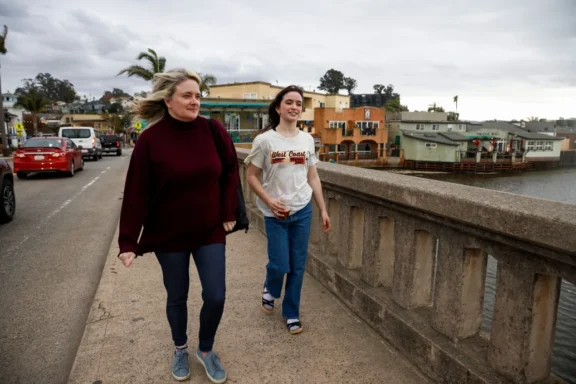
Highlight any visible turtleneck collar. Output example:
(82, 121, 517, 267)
(165, 111, 199, 129)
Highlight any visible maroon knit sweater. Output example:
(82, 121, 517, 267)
(118, 114, 239, 256)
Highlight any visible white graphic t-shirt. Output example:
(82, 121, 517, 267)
(244, 129, 318, 217)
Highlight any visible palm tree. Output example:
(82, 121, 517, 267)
(198, 73, 217, 97)
(15, 89, 48, 136)
(453, 95, 458, 111)
(0, 25, 9, 156)
(117, 48, 166, 81)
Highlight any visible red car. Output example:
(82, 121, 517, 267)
(13, 137, 84, 179)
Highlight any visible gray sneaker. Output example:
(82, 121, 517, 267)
(196, 349, 227, 383)
(172, 348, 191, 381)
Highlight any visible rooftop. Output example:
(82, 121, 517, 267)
(210, 81, 347, 97)
(402, 130, 460, 146)
(439, 131, 470, 141)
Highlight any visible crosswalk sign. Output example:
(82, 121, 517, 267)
(15, 123, 24, 136)
(134, 121, 142, 134)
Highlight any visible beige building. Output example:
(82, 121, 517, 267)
(208, 81, 350, 123)
(60, 114, 112, 132)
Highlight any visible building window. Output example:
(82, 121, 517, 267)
(544, 141, 553, 151)
(459, 124, 466, 131)
(329, 121, 346, 129)
(243, 93, 257, 99)
(536, 141, 544, 151)
(355, 121, 378, 136)
(425, 142, 437, 149)
(432, 124, 440, 131)
(416, 124, 425, 130)
(526, 141, 535, 151)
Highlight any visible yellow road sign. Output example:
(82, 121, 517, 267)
(15, 123, 24, 136)
(134, 121, 142, 129)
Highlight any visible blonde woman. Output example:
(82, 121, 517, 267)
(117, 69, 238, 383)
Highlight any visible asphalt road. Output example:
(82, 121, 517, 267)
(0, 150, 132, 384)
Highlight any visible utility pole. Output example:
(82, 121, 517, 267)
(0, 62, 10, 157)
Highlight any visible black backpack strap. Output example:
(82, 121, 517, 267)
(207, 118, 223, 161)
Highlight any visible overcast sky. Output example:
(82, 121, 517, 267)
(0, 0, 574, 121)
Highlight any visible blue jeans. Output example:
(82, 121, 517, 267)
(155, 244, 226, 351)
(264, 201, 312, 319)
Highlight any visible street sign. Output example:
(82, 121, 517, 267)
(15, 123, 24, 136)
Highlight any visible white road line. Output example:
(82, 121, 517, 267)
(38, 176, 100, 228)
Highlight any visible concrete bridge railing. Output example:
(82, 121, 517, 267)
(235, 148, 576, 384)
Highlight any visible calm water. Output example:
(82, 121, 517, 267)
(416, 168, 576, 383)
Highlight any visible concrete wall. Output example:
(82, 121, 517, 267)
(237, 146, 576, 384)
(525, 139, 563, 159)
(402, 135, 458, 162)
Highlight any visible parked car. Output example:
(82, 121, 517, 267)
(58, 126, 103, 161)
(0, 159, 15, 223)
(13, 137, 84, 179)
(100, 134, 123, 156)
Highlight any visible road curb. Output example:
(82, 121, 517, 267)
(67, 223, 121, 383)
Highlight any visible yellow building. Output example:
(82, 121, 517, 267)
(207, 81, 350, 133)
(60, 114, 112, 133)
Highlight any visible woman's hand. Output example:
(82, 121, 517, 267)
(118, 252, 136, 268)
(321, 210, 331, 232)
(266, 197, 288, 219)
(223, 221, 236, 232)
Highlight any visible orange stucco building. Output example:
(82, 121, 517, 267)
(315, 106, 387, 162)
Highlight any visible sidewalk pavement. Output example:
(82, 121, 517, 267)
(68, 226, 429, 384)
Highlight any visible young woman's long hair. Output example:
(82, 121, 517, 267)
(258, 85, 305, 135)
(131, 69, 202, 128)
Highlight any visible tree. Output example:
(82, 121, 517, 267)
(198, 73, 217, 97)
(108, 103, 124, 114)
(372, 83, 400, 107)
(14, 73, 77, 103)
(343, 77, 357, 95)
(0, 25, 9, 156)
(527, 116, 539, 121)
(15, 89, 48, 136)
(447, 112, 460, 121)
(117, 48, 166, 81)
(373, 84, 386, 94)
(453, 95, 458, 111)
(101, 88, 130, 103)
(318, 69, 345, 94)
(384, 97, 409, 113)
(428, 102, 445, 112)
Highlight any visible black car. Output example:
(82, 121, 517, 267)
(99, 135, 123, 156)
(0, 159, 15, 223)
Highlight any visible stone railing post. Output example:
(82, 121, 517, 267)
(361, 212, 395, 287)
(489, 258, 561, 383)
(392, 219, 435, 309)
(431, 235, 487, 341)
(337, 202, 364, 269)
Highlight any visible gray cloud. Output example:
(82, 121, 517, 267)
(0, 0, 574, 120)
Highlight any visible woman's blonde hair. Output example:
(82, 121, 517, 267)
(132, 68, 202, 128)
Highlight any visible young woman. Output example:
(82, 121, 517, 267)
(245, 85, 331, 335)
(117, 69, 238, 383)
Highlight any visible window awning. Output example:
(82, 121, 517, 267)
(465, 135, 495, 140)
